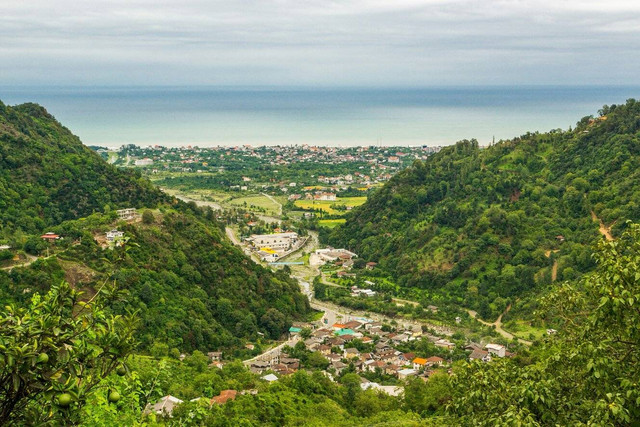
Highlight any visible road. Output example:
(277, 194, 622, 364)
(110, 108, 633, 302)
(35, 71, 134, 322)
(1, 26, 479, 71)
(244, 335, 301, 366)
(1, 254, 38, 272)
(467, 305, 532, 345)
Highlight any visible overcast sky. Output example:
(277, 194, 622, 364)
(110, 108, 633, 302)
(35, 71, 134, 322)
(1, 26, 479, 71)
(2, 0, 640, 87)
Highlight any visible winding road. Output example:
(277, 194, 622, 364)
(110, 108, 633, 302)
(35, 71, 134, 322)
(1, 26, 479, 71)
(467, 305, 532, 345)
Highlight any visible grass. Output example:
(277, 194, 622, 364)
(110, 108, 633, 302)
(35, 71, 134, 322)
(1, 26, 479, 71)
(504, 320, 548, 341)
(318, 219, 346, 228)
(294, 196, 367, 215)
(226, 194, 281, 216)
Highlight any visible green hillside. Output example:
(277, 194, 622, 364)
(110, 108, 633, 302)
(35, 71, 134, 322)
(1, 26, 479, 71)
(0, 100, 310, 353)
(0, 101, 168, 235)
(329, 99, 640, 319)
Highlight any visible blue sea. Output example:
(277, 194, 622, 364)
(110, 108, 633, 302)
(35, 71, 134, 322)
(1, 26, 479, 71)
(0, 86, 637, 147)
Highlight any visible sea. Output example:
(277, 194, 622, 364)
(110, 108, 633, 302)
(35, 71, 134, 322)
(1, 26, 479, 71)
(0, 86, 637, 147)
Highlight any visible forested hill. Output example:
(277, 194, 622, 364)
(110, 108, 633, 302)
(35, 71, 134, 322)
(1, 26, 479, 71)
(0, 100, 168, 234)
(0, 100, 311, 353)
(329, 99, 640, 316)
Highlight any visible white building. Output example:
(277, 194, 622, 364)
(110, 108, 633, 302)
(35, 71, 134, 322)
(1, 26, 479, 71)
(134, 158, 153, 166)
(106, 229, 124, 242)
(117, 208, 137, 220)
(248, 232, 298, 251)
(486, 343, 506, 358)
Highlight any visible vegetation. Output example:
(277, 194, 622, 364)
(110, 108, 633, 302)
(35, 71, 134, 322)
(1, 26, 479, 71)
(0, 101, 168, 236)
(0, 280, 136, 425)
(329, 100, 640, 320)
(0, 100, 311, 356)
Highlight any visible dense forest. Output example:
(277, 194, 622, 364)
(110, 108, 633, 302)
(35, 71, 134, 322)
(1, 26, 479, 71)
(0, 101, 168, 236)
(329, 99, 640, 319)
(0, 100, 311, 355)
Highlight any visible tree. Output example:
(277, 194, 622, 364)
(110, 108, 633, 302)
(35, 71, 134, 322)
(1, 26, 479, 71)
(0, 281, 137, 425)
(142, 210, 155, 224)
(448, 224, 640, 425)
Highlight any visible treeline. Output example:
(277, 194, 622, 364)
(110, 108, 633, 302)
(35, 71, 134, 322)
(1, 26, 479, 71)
(329, 99, 640, 319)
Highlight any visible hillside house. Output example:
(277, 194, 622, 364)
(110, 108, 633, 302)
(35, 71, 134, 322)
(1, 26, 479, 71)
(486, 344, 506, 358)
(144, 395, 183, 416)
(106, 229, 124, 243)
(117, 208, 137, 220)
(41, 232, 60, 241)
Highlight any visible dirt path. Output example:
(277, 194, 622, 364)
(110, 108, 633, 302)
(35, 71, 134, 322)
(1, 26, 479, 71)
(261, 193, 282, 216)
(467, 304, 532, 345)
(591, 210, 614, 241)
(1, 254, 38, 272)
(545, 250, 559, 282)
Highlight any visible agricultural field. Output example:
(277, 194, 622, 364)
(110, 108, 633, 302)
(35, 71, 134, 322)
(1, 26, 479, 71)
(318, 219, 346, 228)
(227, 194, 281, 216)
(294, 196, 367, 215)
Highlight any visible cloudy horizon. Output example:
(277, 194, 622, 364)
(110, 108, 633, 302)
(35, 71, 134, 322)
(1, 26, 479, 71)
(2, 0, 640, 87)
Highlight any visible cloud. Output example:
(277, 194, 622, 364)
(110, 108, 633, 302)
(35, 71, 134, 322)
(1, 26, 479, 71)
(1, 0, 639, 86)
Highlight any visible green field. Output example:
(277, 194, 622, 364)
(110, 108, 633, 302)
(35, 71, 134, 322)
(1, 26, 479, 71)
(318, 219, 346, 228)
(294, 196, 367, 215)
(227, 194, 281, 215)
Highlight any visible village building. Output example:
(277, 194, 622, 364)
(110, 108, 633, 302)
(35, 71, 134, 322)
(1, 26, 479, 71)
(144, 395, 183, 416)
(486, 343, 506, 358)
(248, 232, 298, 251)
(117, 208, 137, 220)
(41, 232, 60, 241)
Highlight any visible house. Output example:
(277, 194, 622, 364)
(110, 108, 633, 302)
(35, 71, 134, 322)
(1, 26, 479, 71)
(343, 321, 363, 330)
(385, 364, 401, 376)
(365, 262, 378, 270)
(249, 361, 270, 374)
(317, 345, 332, 355)
(106, 229, 124, 243)
(397, 368, 417, 380)
(412, 358, 428, 370)
(426, 356, 444, 367)
(41, 232, 60, 241)
(486, 344, 506, 358)
(211, 390, 237, 405)
(289, 326, 302, 336)
(117, 208, 137, 220)
(262, 374, 278, 382)
(344, 348, 360, 359)
(399, 352, 415, 364)
(390, 333, 410, 344)
(134, 158, 153, 166)
(144, 395, 183, 416)
(207, 351, 222, 361)
(332, 361, 347, 374)
(360, 381, 404, 396)
(434, 339, 456, 350)
(469, 349, 491, 362)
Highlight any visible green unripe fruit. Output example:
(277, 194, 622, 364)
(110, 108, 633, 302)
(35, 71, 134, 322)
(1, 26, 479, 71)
(37, 353, 49, 364)
(57, 393, 73, 407)
(108, 390, 120, 403)
(116, 365, 126, 376)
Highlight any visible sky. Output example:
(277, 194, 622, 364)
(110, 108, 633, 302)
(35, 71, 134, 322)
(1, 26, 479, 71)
(2, 0, 640, 87)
